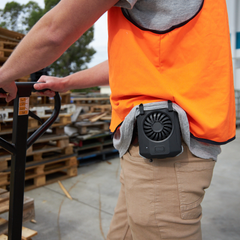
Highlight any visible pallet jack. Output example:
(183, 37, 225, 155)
(0, 82, 61, 240)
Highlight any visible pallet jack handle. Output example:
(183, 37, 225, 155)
(0, 82, 61, 152)
(0, 82, 61, 240)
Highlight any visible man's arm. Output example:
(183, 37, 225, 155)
(0, 0, 118, 101)
(34, 60, 109, 97)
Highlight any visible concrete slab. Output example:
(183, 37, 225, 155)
(21, 129, 240, 240)
(23, 157, 121, 240)
(202, 128, 240, 240)
(24, 186, 114, 240)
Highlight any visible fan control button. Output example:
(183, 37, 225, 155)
(155, 146, 165, 153)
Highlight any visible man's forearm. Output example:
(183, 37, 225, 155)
(33, 60, 109, 96)
(64, 60, 109, 90)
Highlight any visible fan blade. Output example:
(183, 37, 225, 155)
(159, 114, 165, 122)
(157, 132, 161, 141)
(144, 129, 152, 134)
(163, 129, 170, 137)
(163, 123, 172, 128)
(145, 117, 151, 125)
(148, 131, 155, 139)
(162, 116, 170, 123)
(163, 120, 172, 125)
(144, 124, 152, 129)
(149, 114, 154, 122)
(153, 132, 159, 141)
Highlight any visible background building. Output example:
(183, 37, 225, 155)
(227, 0, 240, 90)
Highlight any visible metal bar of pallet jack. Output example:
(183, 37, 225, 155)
(8, 84, 33, 240)
(27, 93, 61, 149)
(0, 138, 15, 154)
(0, 83, 61, 240)
(8, 93, 31, 240)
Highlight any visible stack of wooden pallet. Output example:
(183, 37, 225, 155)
(67, 93, 117, 165)
(0, 27, 78, 191)
(0, 188, 37, 239)
(0, 93, 78, 191)
(0, 27, 30, 82)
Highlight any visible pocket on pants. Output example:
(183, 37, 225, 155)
(175, 160, 215, 220)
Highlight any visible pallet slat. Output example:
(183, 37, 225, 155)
(0, 134, 70, 161)
(0, 226, 37, 240)
(0, 153, 78, 191)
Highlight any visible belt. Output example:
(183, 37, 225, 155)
(131, 126, 139, 146)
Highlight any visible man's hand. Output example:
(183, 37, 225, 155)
(0, 81, 18, 102)
(34, 75, 69, 97)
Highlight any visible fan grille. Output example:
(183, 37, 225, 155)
(143, 111, 172, 141)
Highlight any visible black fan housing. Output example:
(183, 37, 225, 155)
(137, 104, 182, 159)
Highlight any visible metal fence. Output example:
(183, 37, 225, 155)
(236, 90, 240, 126)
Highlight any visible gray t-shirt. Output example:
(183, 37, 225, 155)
(115, 0, 204, 32)
(112, 0, 221, 160)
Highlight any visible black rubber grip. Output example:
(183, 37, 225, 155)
(0, 89, 7, 94)
(0, 82, 51, 94)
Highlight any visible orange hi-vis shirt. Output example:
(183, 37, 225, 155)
(108, 0, 236, 145)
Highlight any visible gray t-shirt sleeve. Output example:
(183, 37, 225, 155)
(115, 0, 137, 9)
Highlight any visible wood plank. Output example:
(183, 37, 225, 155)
(0, 235, 7, 240)
(0, 194, 35, 235)
(0, 196, 34, 215)
(0, 189, 7, 195)
(0, 41, 18, 48)
(0, 193, 9, 203)
(89, 112, 108, 123)
(21, 227, 37, 240)
(0, 27, 25, 41)
(0, 140, 72, 162)
(0, 218, 8, 236)
(0, 227, 37, 239)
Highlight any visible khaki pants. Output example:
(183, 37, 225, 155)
(107, 143, 215, 240)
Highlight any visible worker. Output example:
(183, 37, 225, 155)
(0, 0, 236, 239)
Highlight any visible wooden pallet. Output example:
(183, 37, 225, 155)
(0, 41, 16, 59)
(24, 154, 78, 191)
(71, 96, 110, 106)
(0, 133, 71, 161)
(0, 92, 71, 108)
(0, 118, 38, 132)
(29, 91, 71, 106)
(72, 121, 109, 135)
(0, 226, 37, 240)
(0, 57, 7, 64)
(77, 147, 118, 166)
(0, 104, 75, 122)
(15, 75, 30, 82)
(0, 152, 77, 191)
(72, 133, 114, 156)
(0, 28, 24, 42)
(0, 133, 73, 189)
(0, 188, 35, 236)
(0, 50, 12, 58)
(89, 104, 111, 113)
(0, 113, 71, 133)
(30, 104, 76, 118)
(0, 41, 17, 58)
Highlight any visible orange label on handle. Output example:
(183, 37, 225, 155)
(18, 97, 29, 115)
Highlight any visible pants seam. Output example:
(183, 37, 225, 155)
(122, 224, 130, 240)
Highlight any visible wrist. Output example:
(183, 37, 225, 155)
(61, 76, 71, 91)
